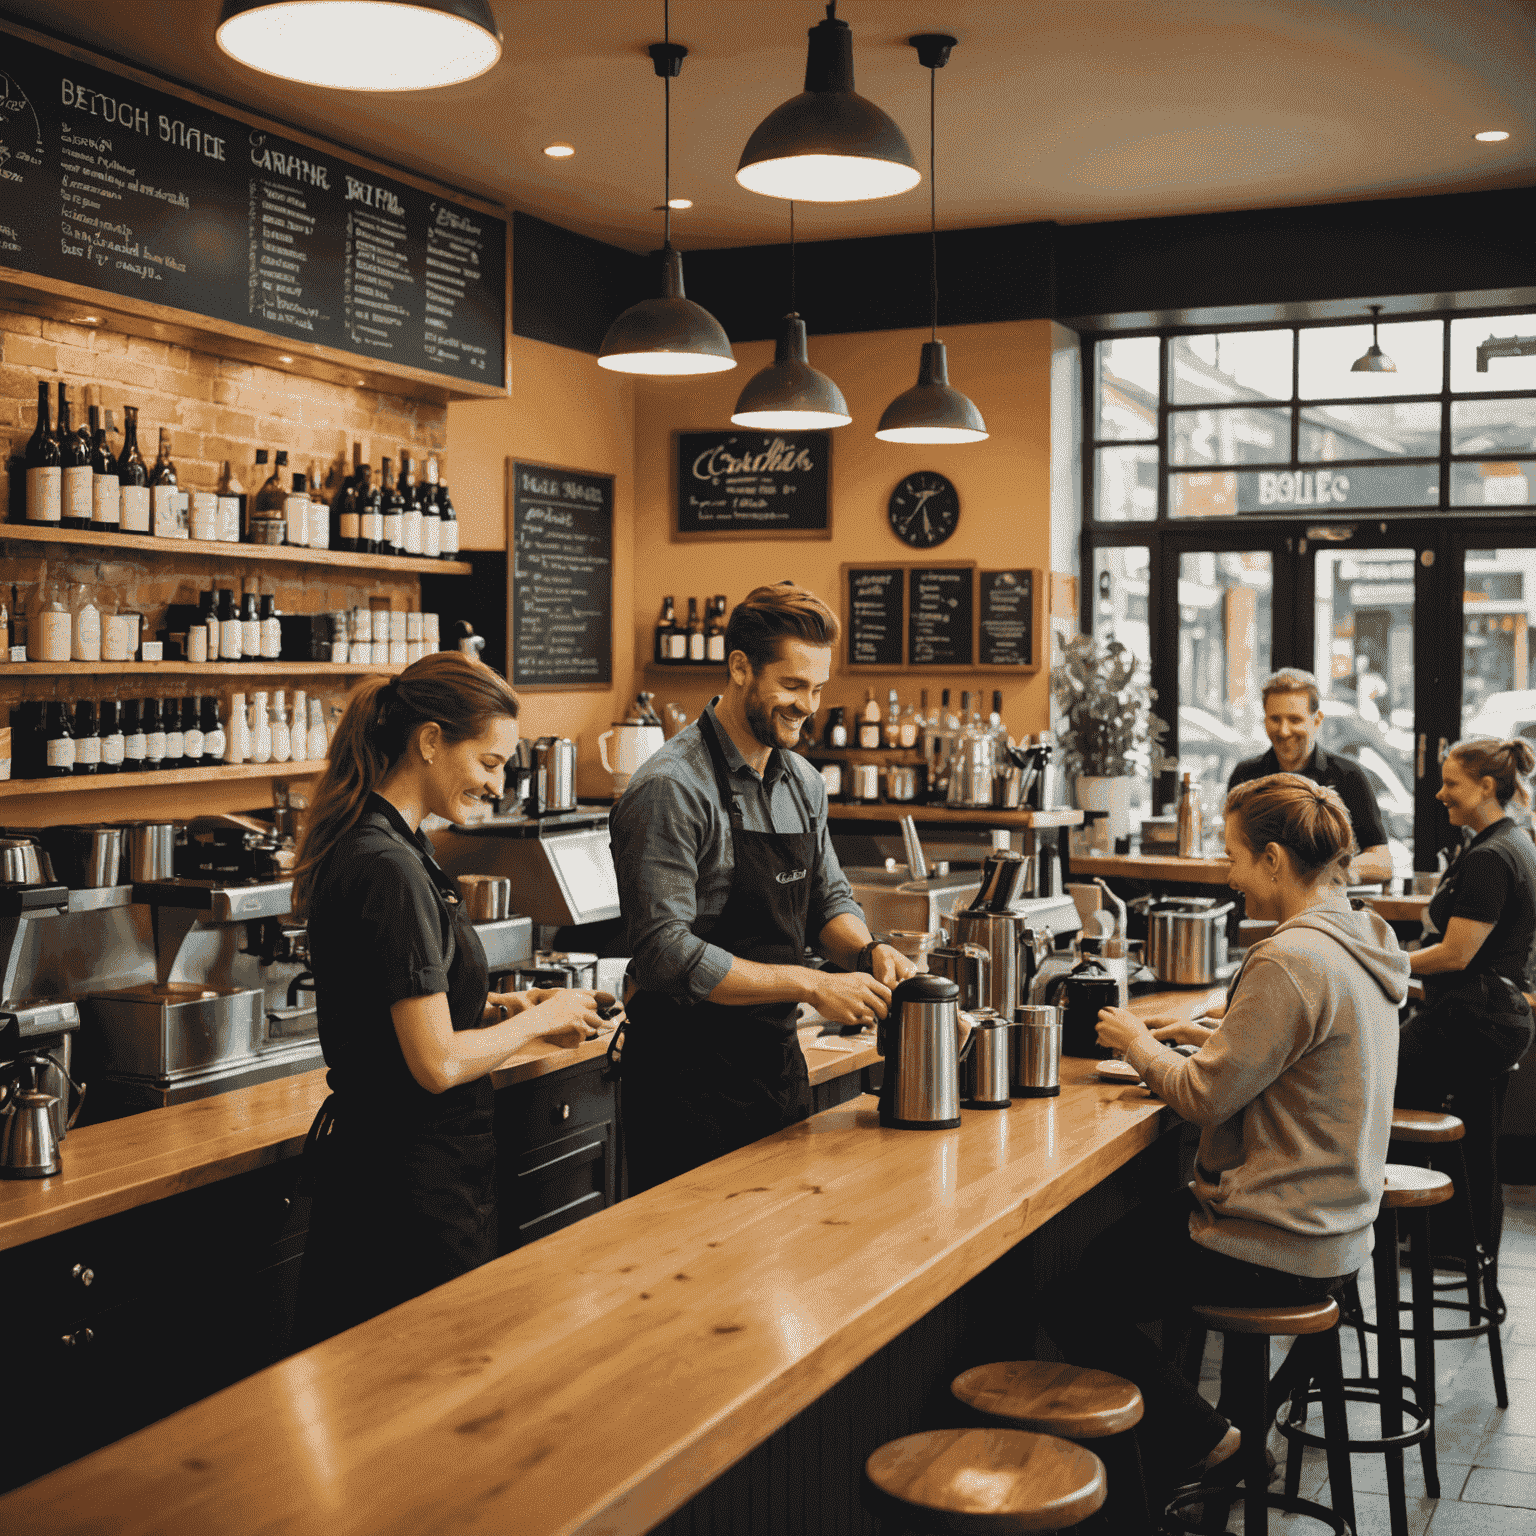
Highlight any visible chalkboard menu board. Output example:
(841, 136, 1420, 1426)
(674, 430, 831, 539)
(0, 27, 505, 386)
(846, 568, 904, 667)
(909, 567, 974, 667)
(510, 461, 613, 691)
(978, 569, 1036, 668)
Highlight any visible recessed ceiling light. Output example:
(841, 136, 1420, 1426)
(279, 354, 294, 364)
(1474, 130, 1510, 142)
(75, 315, 102, 325)
(544, 142, 575, 158)
(667, 197, 692, 210)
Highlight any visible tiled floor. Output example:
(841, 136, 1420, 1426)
(1200, 1184, 1536, 1534)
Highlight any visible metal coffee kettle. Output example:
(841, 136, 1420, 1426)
(1041, 953, 1121, 1059)
(1, 1065, 62, 1179)
(877, 974, 974, 1130)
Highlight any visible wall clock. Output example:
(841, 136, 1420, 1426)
(888, 471, 959, 549)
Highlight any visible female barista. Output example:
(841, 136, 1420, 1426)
(292, 653, 607, 1344)
(1402, 736, 1536, 1254)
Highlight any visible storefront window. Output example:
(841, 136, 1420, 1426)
(1450, 314, 1536, 393)
(1169, 330, 1292, 405)
(1299, 400, 1440, 460)
(1297, 319, 1443, 399)
(1094, 445, 1157, 522)
(1450, 461, 1535, 508)
(1451, 398, 1536, 454)
(1169, 406, 1289, 466)
(1095, 337, 1159, 440)
(1463, 548, 1536, 739)
(1091, 546, 1150, 657)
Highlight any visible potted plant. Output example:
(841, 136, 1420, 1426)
(1050, 632, 1172, 846)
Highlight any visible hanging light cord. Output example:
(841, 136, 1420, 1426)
(928, 62, 938, 343)
(789, 201, 797, 312)
(663, 0, 672, 251)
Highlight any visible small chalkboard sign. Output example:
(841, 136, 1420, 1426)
(674, 430, 832, 540)
(508, 459, 613, 692)
(845, 567, 904, 668)
(978, 569, 1037, 668)
(908, 567, 974, 668)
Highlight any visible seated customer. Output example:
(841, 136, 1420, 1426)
(1402, 737, 1536, 1254)
(1047, 775, 1407, 1492)
(1229, 668, 1393, 885)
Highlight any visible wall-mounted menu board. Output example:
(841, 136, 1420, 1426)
(978, 569, 1036, 668)
(673, 430, 832, 539)
(909, 566, 974, 668)
(845, 568, 904, 667)
(0, 25, 506, 387)
(509, 460, 613, 692)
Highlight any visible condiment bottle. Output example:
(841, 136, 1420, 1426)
(260, 594, 282, 660)
(249, 692, 272, 764)
(270, 691, 291, 764)
(284, 472, 310, 548)
(30, 583, 71, 663)
(307, 696, 328, 762)
(240, 584, 261, 659)
(1176, 772, 1204, 858)
(225, 693, 248, 765)
(70, 584, 101, 663)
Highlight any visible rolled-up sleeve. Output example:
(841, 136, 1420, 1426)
(355, 849, 451, 1003)
(610, 774, 735, 1001)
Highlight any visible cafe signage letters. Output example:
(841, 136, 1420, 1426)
(674, 430, 832, 540)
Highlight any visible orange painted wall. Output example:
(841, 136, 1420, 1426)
(629, 318, 1056, 736)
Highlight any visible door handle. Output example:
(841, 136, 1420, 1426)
(1438, 737, 1449, 765)
(1417, 735, 1426, 780)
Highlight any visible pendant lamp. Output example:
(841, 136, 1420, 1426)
(599, 10, 736, 377)
(737, 2, 919, 203)
(732, 205, 851, 429)
(215, 0, 501, 90)
(876, 36, 987, 446)
(1350, 305, 1398, 373)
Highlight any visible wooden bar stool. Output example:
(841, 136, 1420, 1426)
(1390, 1106, 1510, 1407)
(864, 1428, 1105, 1534)
(950, 1362, 1149, 1535)
(1291, 1165, 1450, 1536)
(1167, 1299, 1354, 1536)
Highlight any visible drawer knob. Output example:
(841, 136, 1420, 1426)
(71, 1264, 94, 1288)
(557, 1103, 570, 1122)
(61, 1328, 95, 1347)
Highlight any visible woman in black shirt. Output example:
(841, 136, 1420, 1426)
(292, 653, 606, 1344)
(1402, 736, 1536, 1251)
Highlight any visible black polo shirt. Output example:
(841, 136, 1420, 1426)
(1427, 817, 1536, 989)
(1226, 744, 1390, 853)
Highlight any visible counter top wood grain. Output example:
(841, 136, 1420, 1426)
(830, 804, 1084, 828)
(0, 988, 1223, 1536)
(1069, 852, 1233, 884)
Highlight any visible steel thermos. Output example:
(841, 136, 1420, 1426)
(1011, 1005, 1062, 1097)
(877, 974, 972, 1130)
(959, 1008, 1011, 1110)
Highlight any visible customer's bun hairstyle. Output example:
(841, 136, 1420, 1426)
(1223, 772, 1357, 885)
(1446, 736, 1536, 808)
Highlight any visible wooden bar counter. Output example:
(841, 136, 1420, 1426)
(0, 989, 1216, 1536)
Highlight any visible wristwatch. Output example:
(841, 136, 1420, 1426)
(857, 941, 881, 975)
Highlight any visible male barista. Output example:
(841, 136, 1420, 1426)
(610, 582, 918, 1193)
(1227, 667, 1393, 884)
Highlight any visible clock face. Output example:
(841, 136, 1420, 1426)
(888, 471, 959, 549)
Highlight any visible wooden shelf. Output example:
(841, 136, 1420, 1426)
(828, 804, 1082, 828)
(642, 661, 725, 674)
(2, 661, 395, 678)
(1, 522, 471, 576)
(0, 760, 324, 799)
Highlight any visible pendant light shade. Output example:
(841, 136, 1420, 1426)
(599, 249, 736, 375)
(736, 3, 919, 203)
(1350, 304, 1398, 373)
(215, 0, 501, 89)
(876, 341, 987, 443)
(732, 315, 851, 428)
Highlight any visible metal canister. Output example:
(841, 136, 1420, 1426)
(1011, 1004, 1061, 1097)
(850, 763, 881, 802)
(458, 874, 512, 922)
(124, 822, 180, 881)
(926, 943, 991, 1012)
(959, 1008, 1011, 1110)
(886, 766, 918, 802)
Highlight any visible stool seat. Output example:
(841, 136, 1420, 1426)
(1191, 1298, 1339, 1336)
(1390, 1109, 1465, 1144)
(951, 1361, 1143, 1438)
(1383, 1163, 1454, 1209)
(866, 1428, 1106, 1534)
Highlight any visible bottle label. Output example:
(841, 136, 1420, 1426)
(859, 723, 882, 749)
(707, 635, 725, 662)
(424, 515, 441, 558)
(262, 619, 282, 659)
(667, 633, 688, 660)
(400, 509, 422, 555)
(217, 497, 241, 542)
(26, 466, 62, 523)
(362, 511, 384, 544)
(151, 484, 181, 536)
(72, 605, 101, 662)
(688, 633, 706, 662)
(102, 734, 125, 766)
(77, 735, 102, 765)
(285, 497, 310, 546)
(222, 624, 243, 661)
(204, 728, 226, 759)
(207, 619, 220, 657)
(47, 737, 76, 769)
(125, 733, 147, 762)
(93, 473, 121, 525)
(242, 619, 260, 653)
(184, 728, 204, 758)
(64, 464, 93, 519)
(308, 506, 329, 549)
(33, 609, 72, 663)
(439, 520, 458, 555)
(899, 722, 918, 749)
(340, 512, 361, 541)
(145, 731, 166, 761)
(120, 485, 151, 532)
(164, 730, 185, 758)
(383, 513, 401, 547)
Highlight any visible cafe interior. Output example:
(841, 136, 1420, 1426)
(0, 1, 1533, 1532)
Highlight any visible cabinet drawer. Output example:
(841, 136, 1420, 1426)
(496, 1057, 614, 1153)
(503, 1119, 614, 1250)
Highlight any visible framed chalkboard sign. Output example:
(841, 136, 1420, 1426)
(674, 430, 832, 540)
(977, 569, 1041, 670)
(508, 460, 613, 692)
(843, 566, 905, 669)
(0, 22, 506, 389)
(908, 565, 975, 669)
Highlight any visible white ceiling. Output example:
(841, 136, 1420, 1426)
(12, 0, 1535, 251)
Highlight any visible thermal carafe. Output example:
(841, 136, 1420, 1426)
(949, 909, 1026, 1019)
(926, 944, 990, 1011)
(959, 1009, 1011, 1110)
(1011, 1005, 1062, 1097)
(1044, 957, 1121, 1059)
(877, 974, 972, 1130)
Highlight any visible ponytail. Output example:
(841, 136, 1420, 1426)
(1446, 736, 1536, 809)
(1224, 772, 1356, 886)
(292, 652, 518, 911)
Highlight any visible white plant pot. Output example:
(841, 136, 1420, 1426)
(1076, 775, 1135, 848)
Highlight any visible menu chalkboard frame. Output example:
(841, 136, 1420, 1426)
(906, 562, 977, 672)
(0, 17, 509, 402)
(507, 457, 614, 694)
(976, 568, 1045, 673)
(841, 564, 906, 672)
(672, 430, 833, 541)
(839, 560, 983, 673)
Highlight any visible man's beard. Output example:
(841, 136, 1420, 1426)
(744, 684, 805, 750)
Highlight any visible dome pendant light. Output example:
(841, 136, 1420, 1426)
(599, 9, 735, 377)
(732, 204, 851, 429)
(737, 2, 920, 203)
(1350, 304, 1398, 373)
(876, 35, 987, 446)
(215, 0, 502, 90)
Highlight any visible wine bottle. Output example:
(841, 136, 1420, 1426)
(99, 699, 125, 775)
(150, 429, 180, 537)
(117, 405, 151, 534)
(706, 596, 727, 663)
(437, 482, 459, 559)
(72, 699, 100, 776)
(654, 596, 678, 665)
(358, 465, 383, 555)
(162, 696, 185, 769)
(89, 406, 120, 529)
(240, 585, 261, 660)
(201, 697, 226, 766)
(43, 700, 76, 778)
(259, 594, 281, 660)
(284, 471, 310, 548)
(24, 381, 62, 526)
(59, 385, 93, 530)
(379, 456, 403, 555)
(217, 589, 243, 662)
(182, 697, 204, 763)
(422, 456, 442, 558)
(216, 460, 243, 544)
(398, 455, 423, 556)
(333, 455, 360, 553)
(686, 598, 705, 662)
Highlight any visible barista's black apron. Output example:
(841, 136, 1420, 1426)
(622, 711, 817, 1194)
(295, 832, 494, 1346)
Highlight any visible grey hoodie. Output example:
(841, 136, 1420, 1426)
(1124, 903, 1409, 1278)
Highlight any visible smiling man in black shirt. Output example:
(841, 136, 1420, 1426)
(1227, 668, 1393, 885)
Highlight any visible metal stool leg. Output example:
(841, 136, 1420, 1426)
(1404, 1207, 1441, 1500)
(1230, 1333, 1272, 1536)
(1373, 1207, 1412, 1536)
(1312, 1327, 1357, 1536)
(1449, 1137, 1510, 1409)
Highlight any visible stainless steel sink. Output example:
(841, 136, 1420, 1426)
(842, 866, 982, 938)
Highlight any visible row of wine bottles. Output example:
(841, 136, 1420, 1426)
(17, 382, 458, 558)
(653, 596, 728, 664)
